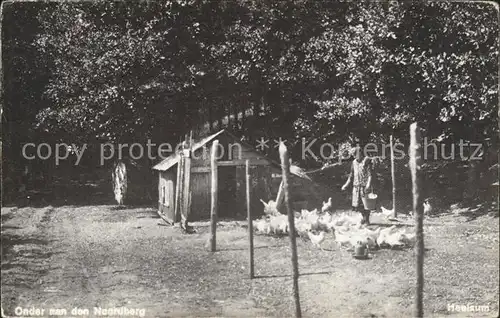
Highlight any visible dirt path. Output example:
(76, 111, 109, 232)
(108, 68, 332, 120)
(1, 205, 269, 317)
(1, 205, 499, 317)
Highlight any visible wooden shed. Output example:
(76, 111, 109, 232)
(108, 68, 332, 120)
(152, 129, 322, 223)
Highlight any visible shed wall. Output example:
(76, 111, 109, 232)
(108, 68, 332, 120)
(190, 171, 211, 220)
(155, 130, 323, 221)
(158, 169, 177, 223)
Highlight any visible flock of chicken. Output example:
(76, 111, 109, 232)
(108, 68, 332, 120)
(254, 198, 417, 251)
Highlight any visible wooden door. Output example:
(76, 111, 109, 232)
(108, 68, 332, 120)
(158, 173, 176, 224)
(190, 168, 211, 220)
(218, 166, 237, 218)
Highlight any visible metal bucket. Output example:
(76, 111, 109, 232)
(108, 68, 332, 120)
(362, 193, 377, 210)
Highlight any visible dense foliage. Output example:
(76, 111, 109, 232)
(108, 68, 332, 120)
(2, 0, 498, 169)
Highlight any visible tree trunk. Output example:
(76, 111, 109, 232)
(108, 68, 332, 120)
(217, 102, 223, 130)
(269, 88, 282, 119)
(207, 99, 213, 133)
(241, 95, 247, 129)
(233, 100, 239, 131)
(252, 98, 259, 118)
(226, 102, 231, 129)
(465, 161, 479, 200)
(212, 103, 218, 132)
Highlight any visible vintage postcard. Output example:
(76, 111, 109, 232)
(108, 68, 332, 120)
(1, 1, 498, 317)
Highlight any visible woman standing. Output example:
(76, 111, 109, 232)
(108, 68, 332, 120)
(341, 147, 373, 225)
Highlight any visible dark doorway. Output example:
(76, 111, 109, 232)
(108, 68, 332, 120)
(218, 166, 237, 218)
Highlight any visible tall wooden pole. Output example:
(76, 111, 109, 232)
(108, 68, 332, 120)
(275, 180, 285, 213)
(246, 160, 254, 279)
(390, 135, 397, 217)
(176, 154, 185, 223)
(210, 140, 219, 252)
(410, 123, 424, 318)
(182, 147, 192, 228)
(279, 142, 301, 318)
(174, 153, 182, 223)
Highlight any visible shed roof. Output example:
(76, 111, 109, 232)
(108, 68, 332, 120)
(152, 129, 310, 180)
(152, 130, 224, 171)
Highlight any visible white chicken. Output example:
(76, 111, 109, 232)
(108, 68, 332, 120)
(269, 214, 288, 235)
(261, 199, 280, 216)
(300, 208, 318, 219)
(333, 214, 348, 226)
(321, 197, 333, 213)
(317, 213, 333, 232)
(332, 224, 351, 233)
(295, 219, 312, 235)
(307, 231, 326, 250)
(331, 212, 362, 227)
(360, 227, 382, 242)
(254, 218, 271, 234)
(351, 235, 377, 249)
(400, 232, 417, 246)
(383, 231, 406, 249)
(300, 209, 310, 217)
(381, 206, 395, 218)
(304, 211, 320, 229)
(368, 212, 389, 224)
(277, 222, 289, 234)
(349, 232, 372, 248)
(377, 225, 398, 247)
(365, 237, 378, 249)
(333, 230, 352, 248)
(348, 213, 363, 225)
(380, 225, 397, 235)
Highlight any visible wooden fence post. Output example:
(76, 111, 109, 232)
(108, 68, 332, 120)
(246, 160, 254, 279)
(175, 154, 185, 223)
(410, 123, 424, 318)
(210, 140, 219, 252)
(390, 135, 397, 217)
(275, 180, 285, 212)
(279, 142, 301, 318)
(182, 147, 192, 229)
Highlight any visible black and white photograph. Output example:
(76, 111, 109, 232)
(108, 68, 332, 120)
(1, 0, 499, 317)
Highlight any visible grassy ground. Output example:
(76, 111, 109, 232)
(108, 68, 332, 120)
(1, 202, 498, 317)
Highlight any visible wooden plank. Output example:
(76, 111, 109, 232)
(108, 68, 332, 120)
(249, 166, 265, 216)
(210, 140, 219, 252)
(275, 180, 284, 212)
(175, 157, 184, 224)
(217, 159, 269, 166)
(263, 165, 273, 199)
(182, 150, 192, 226)
(279, 142, 301, 318)
(190, 172, 211, 220)
(410, 123, 424, 318)
(157, 209, 174, 225)
(235, 166, 246, 215)
(191, 166, 211, 173)
(158, 173, 164, 211)
(158, 171, 176, 225)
